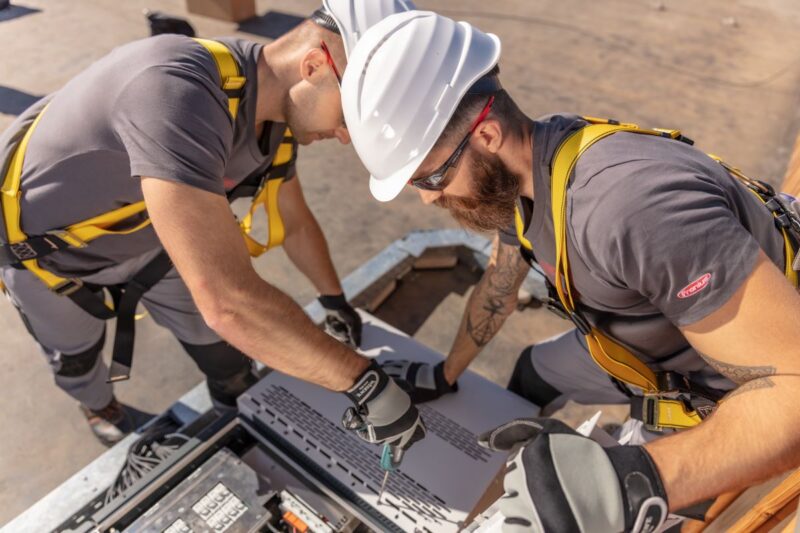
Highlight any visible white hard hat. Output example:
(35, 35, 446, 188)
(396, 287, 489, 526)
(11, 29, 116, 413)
(341, 11, 501, 202)
(313, 0, 417, 58)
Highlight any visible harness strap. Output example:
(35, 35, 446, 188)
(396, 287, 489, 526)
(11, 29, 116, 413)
(516, 116, 799, 430)
(239, 132, 297, 256)
(1, 106, 117, 318)
(193, 38, 246, 119)
(630, 396, 703, 430)
(107, 250, 174, 382)
(0, 233, 72, 267)
(708, 155, 799, 287)
(550, 121, 665, 393)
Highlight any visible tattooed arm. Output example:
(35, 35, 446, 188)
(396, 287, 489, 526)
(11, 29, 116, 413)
(645, 251, 800, 510)
(442, 235, 530, 384)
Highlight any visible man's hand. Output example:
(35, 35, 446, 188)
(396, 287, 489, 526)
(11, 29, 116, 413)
(381, 360, 458, 403)
(342, 361, 426, 452)
(319, 294, 362, 348)
(479, 418, 668, 533)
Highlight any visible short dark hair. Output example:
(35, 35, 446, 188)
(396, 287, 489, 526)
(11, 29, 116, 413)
(435, 66, 526, 149)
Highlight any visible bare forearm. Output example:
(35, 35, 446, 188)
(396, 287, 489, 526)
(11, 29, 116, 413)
(199, 273, 366, 391)
(646, 374, 800, 510)
(444, 239, 528, 383)
(141, 178, 364, 391)
(283, 218, 342, 296)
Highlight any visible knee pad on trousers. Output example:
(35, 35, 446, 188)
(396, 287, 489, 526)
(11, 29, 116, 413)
(507, 345, 562, 408)
(180, 340, 258, 406)
(56, 331, 106, 378)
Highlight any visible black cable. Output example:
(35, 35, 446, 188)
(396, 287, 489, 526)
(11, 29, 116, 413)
(104, 417, 190, 504)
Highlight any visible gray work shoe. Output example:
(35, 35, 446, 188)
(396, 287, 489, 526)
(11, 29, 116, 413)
(79, 397, 134, 447)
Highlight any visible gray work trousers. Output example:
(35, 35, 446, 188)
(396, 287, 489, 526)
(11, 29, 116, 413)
(2, 250, 235, 410)
(509, 328, 734, 411)
(508, 329, 737, 443)
(508, 329, 631, 412)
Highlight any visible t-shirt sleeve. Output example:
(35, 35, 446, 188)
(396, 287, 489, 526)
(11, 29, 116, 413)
(574, 159, 762, 327)
(498, 225, 519, 246)
(113, 65, 232, 196)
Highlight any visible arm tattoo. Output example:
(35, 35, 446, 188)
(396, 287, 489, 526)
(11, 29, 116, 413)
(724, 378, 774, 400)
(699, 352, 777, 385)
(698, 351, 776, 399)
(466, 244, 528, 347)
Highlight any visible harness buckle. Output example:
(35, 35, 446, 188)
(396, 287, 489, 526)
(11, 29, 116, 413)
(9, 241, 38, 261)
(569, 310, 592, 335)
(635, 392, 706, 432)
(545, 300, 571, 321)
(222, 76, 245, 90)
(52, 278, 84, 297)
(655, 371, 689, 393)
(222, 76, 246, 98)
(641, 394, 662, 432)
(47, 229, 87, 249)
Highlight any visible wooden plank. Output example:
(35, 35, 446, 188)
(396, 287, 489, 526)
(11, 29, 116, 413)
(681, 491, 743, 532)
(705, 472, 794, 532)
(775, 512, 796, 533)
(704, 470, 800, 533)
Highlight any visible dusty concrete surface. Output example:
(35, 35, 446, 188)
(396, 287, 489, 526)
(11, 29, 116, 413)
(1, 0, 800, 525)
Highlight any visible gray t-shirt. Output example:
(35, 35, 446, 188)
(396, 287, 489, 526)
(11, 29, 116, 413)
(0, 35, 295, 278)
(502, 114, 787, 388)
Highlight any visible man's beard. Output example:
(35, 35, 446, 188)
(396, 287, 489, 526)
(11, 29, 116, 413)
(434, 154, 520, 233)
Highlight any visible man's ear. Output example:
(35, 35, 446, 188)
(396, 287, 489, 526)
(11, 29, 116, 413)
(474, 119, 504, 155)
(299, 47, 327, 84)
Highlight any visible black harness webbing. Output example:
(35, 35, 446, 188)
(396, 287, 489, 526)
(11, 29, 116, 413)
(107, 250, 174, 382)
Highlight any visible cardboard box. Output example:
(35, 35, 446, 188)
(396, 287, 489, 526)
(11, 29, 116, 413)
(186, 0, 255, 22)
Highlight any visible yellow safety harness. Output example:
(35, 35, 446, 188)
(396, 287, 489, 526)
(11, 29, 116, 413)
(515, 117, 799, 430)
(0, 38, 295, 381)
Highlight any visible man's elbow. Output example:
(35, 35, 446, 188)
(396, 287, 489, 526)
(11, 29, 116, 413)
(192, 276, 247, 338)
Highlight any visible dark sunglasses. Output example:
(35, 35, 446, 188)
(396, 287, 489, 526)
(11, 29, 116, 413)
(409, 95, 496, 191)
(320, 40, 342, 86)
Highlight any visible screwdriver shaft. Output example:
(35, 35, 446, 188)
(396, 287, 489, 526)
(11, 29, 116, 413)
(378, 470, 390, 503)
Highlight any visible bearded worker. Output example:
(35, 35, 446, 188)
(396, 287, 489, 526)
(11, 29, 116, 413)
(342, 11, 800, 532)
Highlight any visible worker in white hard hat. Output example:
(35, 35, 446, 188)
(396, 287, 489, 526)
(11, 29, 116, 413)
(343, 10, 800, 532)
(0, 0, 425, 458)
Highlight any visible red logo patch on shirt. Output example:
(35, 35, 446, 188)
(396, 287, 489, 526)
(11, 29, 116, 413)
(677, 273, 712, 299)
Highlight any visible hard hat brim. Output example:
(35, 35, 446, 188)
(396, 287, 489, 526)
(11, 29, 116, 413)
(369, 152, 429, 202)
(368, 134, 434, 202)
(369, 173, 408, 202)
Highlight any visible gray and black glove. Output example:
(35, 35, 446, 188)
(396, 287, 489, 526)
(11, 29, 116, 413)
(382, 360, 458, 403)
(319, 293, 362, 348)
(479, 418, 668, 533)
(342, 360, 426, 452)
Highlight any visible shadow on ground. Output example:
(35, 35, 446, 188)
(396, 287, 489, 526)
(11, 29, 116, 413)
(0, 3, 40, 23)
(126, 404, 158, 435)
(0, 86, 41, 116)
(238, 10, 304, 40)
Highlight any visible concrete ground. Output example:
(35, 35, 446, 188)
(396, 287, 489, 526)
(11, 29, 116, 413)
(1, 0, 800, 526)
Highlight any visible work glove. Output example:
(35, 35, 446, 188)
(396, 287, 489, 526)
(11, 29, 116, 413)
(381, 360, 458, 403)
(319, 293, 362, 348)
(342, 360, 426, 453)
(478, 418, 668, 533)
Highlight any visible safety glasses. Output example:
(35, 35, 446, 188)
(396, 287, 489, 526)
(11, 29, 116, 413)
(320, 40, 342, 87)
(409, 95, 496, 191)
